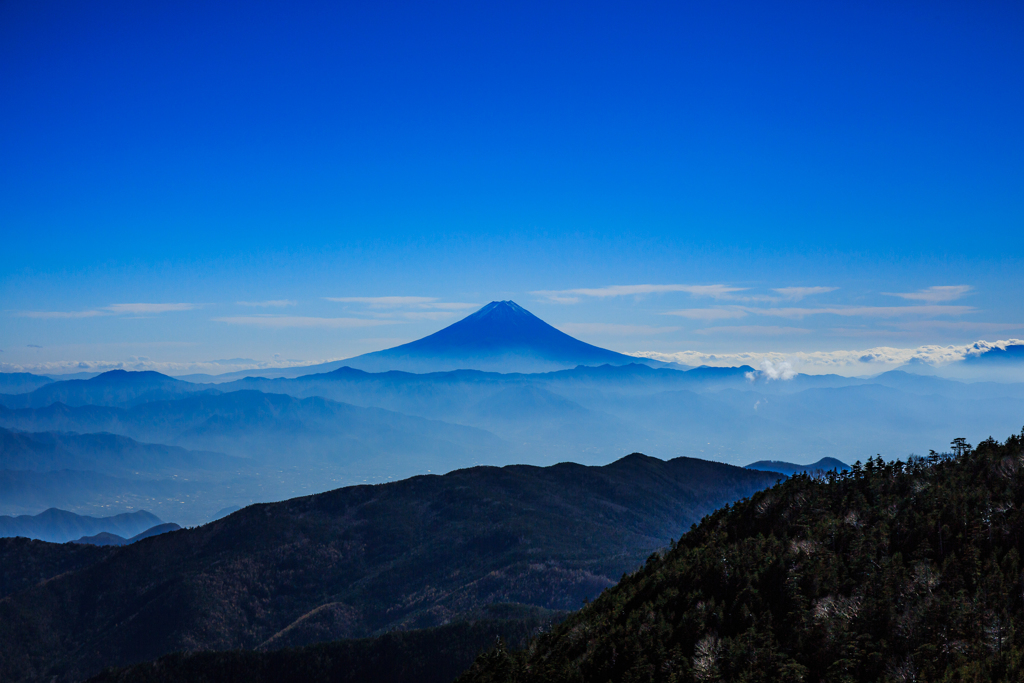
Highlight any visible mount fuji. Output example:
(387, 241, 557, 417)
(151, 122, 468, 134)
(340, 301, 673, 373)
(188, 301, 676, 380)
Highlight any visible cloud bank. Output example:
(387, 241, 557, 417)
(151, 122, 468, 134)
(630, 338, 1024, 376)
(0, 357, 329, 377)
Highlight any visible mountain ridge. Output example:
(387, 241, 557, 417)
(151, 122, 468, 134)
(0, 508, 163, 544)
(0, 452, 778, 682)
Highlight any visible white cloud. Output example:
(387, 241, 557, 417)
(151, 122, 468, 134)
(629, 338, 1024, 375)
(325, 297, 478, 311)
(884, 285, 972, 304)
(557, 323, 680, 336)
(532, 284, 745, 304)
(0, 357, 331, 377)
(663, 308, 747, 321)
(397, 311, 462, 321)
(237, 300, 297, 307)
(106, 303, 197, 314)
(213, 316, 396, 329)
(772, 287, 838, 301)
(18, 303, 199, 319)
(19, 310, 106, 319)
(425, 302, 479, 310)
(326, 296, 438, 308)
(750, 305, 974, 319)
(695, 325, 812, 335)
(746, 359, 796, 382)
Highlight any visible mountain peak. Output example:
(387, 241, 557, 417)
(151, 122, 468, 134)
(470, 300, 529, 316)
(90, 370, 177, 384)
(341, 300, 664, 374)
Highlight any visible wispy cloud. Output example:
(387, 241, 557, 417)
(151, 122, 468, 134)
(751, 305, 974, 319)
(20, 310, 106, 319)
(0, 357, 331, 376)
(662, 303, 970, 322)
(557, 323, 680, 336)
(213, 316, 396, 329)
(772, 286, 838, 301)
(533, 284, 745, 304)
(883, 285, 972, 304)
(663, 308, 747, 321)
(694, 325, 812, 335)
(237, 300, 297, 307)
(326, 296, 436, 308)
(397, 311, 463, 321)
(106, 303, 197, 315)
(20, 303, 198, 318)
(883, 320, 1024, 333)
(325, 296, 478, 310)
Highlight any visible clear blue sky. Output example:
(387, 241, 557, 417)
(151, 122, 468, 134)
(1, 0, 1022, 375)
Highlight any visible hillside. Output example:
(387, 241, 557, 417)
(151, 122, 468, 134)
(87, 607, 560, 683)
(0, 536, 114, 599)
(0, 454, 777, 682)
(459, 430, 1024, 682)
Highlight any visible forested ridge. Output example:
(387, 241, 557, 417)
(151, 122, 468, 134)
(461, 430, 1024, 682)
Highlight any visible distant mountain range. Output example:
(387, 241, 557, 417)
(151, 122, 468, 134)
(0, 369, 205, 409)
(3, 363, 1024, 525)
(74, 521, 181, 546)
(745, 457, 850, 475)
(0, 391, 511, 472)
(0, 372, 54, 394)
(0, 453, 778, 683)
(0, 508, 163, 543)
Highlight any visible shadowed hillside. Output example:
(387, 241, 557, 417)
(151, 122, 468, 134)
(87, 607, 560, 683)
(459, 431, 1024, 682)
(0, 454, 777, 682)
(0, 537, 114, 599)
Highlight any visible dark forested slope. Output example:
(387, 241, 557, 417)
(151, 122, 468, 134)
(0, 536, 114, 599)
(0, 454, 776, 682)
(87, 606, 560, 683)
(460, 431, 1024, 683)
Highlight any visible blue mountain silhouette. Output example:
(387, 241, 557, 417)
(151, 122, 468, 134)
(343, 301, 663, 373)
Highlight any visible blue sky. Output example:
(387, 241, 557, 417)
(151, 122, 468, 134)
(1, 0, 1022, 375)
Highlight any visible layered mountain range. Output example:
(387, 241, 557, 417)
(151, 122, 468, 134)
(0, 453, 778, 682)
(2, 302, 1023, 524)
